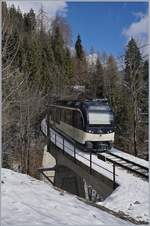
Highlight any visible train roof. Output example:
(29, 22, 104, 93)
(55, 99, 111, 111)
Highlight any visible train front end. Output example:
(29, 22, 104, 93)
(83, 100, 115, 152)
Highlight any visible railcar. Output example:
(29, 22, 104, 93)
(49, 99, 115, 152)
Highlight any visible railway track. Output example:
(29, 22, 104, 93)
(97, 151, 149, 179)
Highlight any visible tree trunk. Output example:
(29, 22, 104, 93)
(133, 115, 137, 156)
(133, 93, 137, 156)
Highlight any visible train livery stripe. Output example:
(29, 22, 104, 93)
(50, 118, 114, 144)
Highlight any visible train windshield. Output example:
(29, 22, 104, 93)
(88, 111, 114, 125)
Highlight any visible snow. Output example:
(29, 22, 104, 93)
(42, 147, 56, 182)
(99, 168, 149, 223)
(86, 53, 98, 65)
(111, 147, 149, 168)
(1, 168, 133, 226)
(41, 119, 149, 223)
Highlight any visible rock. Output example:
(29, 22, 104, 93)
(134, 201, 140, 204)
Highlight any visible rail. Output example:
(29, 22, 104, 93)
(98, 152, 149, 179)
(108, 152, 149, 171)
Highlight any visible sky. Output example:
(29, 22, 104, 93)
(7, 1, 149, 57)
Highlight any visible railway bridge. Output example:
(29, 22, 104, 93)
(40, 112, 148, 202)
(40, 116, 118, 201)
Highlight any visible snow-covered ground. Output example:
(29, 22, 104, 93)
(41, 119, 149, 223)
(42, 146, 56, 182)
(99, 170, 149, 223)
(2, 168, 133, 226)
(111, 148, 149, 168)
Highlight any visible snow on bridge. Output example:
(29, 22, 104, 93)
(41, 118, 149, 223)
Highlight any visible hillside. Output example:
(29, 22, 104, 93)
(1, 168, 132, 226)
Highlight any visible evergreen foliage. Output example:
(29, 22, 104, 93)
(124, 38, 145, 156)
(75, 34, 84, 60)
(125, 38, 143, 85)
(24, 9, 36, 33)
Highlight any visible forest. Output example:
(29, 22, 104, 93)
(2, 2, 148, 177)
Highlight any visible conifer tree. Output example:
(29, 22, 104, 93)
(142, 60, 148, 113)
(125, 38, 142, 84)
(24, 9, 36, 33)
(124, 38, 143, 156)
(75, 34, 84, 60)
(74, 34, 87, 86)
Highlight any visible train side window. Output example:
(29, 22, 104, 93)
(70, 110, 73, 126)
(57, 108, 61, 122)
(72, 111, 75, 126)
(78, 112, 83, 129)
(59, 108, 62, 121)
(55, 108, 59, 123)
(51, 108, 61, 123)
(53, 108, 58, 123)
(56, 108, 61, 123)
(74, 111, 83, 129)
(64, 109, 67, 123)
(51, 108, 55, 121)
(65, 109, 71, 124)
(65, 110, 68, 123)
(61, 109, 64, 122)
(50, 110, 53, 120)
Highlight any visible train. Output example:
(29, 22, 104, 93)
(49, 99, 115, 152)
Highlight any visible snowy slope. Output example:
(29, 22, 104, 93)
(99, 167, 149, 223)
(1, 168, 133, 226)
(41, 119, 149, 223)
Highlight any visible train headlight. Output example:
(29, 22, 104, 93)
(88, 130, 92, 133)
